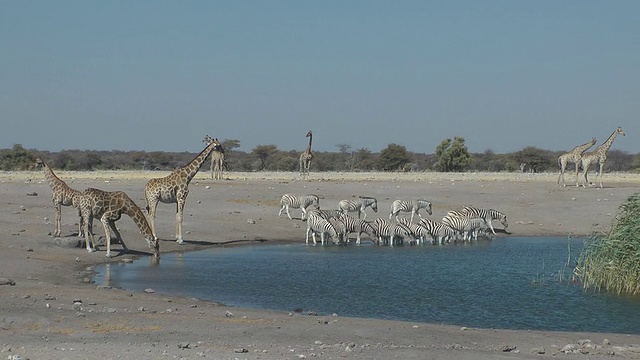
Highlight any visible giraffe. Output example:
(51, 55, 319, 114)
(557, 137, 597, 187)
(145, 135, 222, 243)
(79, 187, 159, 259)
(35, 158, 84, 237)
(208, 137, 226, 180)
(299, 130, 313, 178)
(580, 127, 626, 188)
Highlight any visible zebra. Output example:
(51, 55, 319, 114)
(389, 199, 432, 223)
(397, 217, 432, 245)
(278, 194, 319, 220)
(305, 211, 339, 245)
(441, 214, 489, 241)
(328, 216, 348, 244)
(338, 196, 378, 220)
(307, 208, 343, 220)
(460, 206, 508, 235)
(338, 213, 378, 245)
(419, 218, 458, 245)
(372, 218, 413, 246)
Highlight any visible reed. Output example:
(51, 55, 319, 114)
(573, 193, 640, 296)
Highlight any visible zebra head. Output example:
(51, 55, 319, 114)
(360, 196, 378, 212)
(418, 200, 432, 215)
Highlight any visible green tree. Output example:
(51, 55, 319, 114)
(0, 144, 36, 170)
(434, 137, 471, 172)
(512, 146, 551, 173)
(252, 144, 278, 170)
(221, 139, 241, 152)
(379, 143, 411, 171)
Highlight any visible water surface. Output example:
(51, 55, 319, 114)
(94, 237, 640, 334)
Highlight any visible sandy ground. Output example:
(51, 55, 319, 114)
(2, 170, 640, 359)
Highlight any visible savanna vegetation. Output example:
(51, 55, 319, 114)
(574, 193, 640, 296)
(2, 138, 639, 173)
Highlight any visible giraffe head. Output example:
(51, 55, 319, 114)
(203, 135, 224, 151)
(306, 130, 312, 138)
(590, 137, 597, 145)
(147, 234, 160, 259)
(616, 127, 626, 137)
(35, 157, 44, 168)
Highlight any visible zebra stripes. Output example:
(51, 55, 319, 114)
(397, 217, 433, 245)
(339, 213, 377, 245)
(419, 218, 459, 245)
(372, 218, 413, 246)
(441, 214, 489, 241)
(338, 196, 378, 220)
(460, 206, 508, 235)
(278, 194, 319, 220)
(305, 211, 339, 245)
(389, 199, 432, 223)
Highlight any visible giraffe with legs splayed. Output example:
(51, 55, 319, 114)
(299, 130, 313, 178)
(80, 187, 159, 259)
(145, 135, 222, 243)
(580, 127, 626, 188)
(557, 137, 597, 187)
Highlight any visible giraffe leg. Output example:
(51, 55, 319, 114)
(101, 217, 113, 258)
(76, 207, 84, 237)
(83, 212, 96, 253)
(582, 163, 590, 188)
(598, 162, 604, 188)
(574, 162, 580, 187)
(175, 198, 185, 244)
(146, 197, 159, 241)
(109, 221, 128, 253)
(53, 203, 62, 237)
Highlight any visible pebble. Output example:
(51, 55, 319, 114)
(0, 278, 16, 286)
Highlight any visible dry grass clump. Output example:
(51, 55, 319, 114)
(574, 193, 640, 296)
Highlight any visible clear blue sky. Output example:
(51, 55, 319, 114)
(1, 1, 638, 154)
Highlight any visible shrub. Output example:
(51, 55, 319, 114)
(574, 193, 640, 295)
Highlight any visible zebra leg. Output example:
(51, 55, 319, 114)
(488, 220, 496, 235)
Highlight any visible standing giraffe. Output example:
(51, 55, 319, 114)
(580, 127, 626, 188)
(35, 158, 84, 237)
(557, 137, 597, 187)
(299, 130, 313, 178)
(79, 187, 159, 259)
(208, 137, 226, 180)
(145, 135, 222, 243)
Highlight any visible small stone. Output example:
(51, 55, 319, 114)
(247, 219, 256, 224)
(603, 338, 611, 346)
(234, 348, 248, 353)
(138, 306, 146, 312)
(177, 342, 190, 349)
(225, 310, 233, 317)
(500, 344, 517, 352)
(560, 344, 575, 353)
(144, 288, 155, 293)
(530, 347, 545, 354)
(0, 278, 16, 286)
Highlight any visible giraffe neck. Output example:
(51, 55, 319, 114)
(122, 195, 154, 237)
(307, 134, 313, 152)
(41, 161, 65, 190)
(574, 139, 595, 154)
(176, 142, 218, 183)
(595, 131, 620, 156)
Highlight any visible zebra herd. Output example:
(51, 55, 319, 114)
(278, 194, 508, 246)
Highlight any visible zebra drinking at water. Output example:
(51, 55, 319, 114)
(460, 206, 508, 235)
(338, 196, 378, 220)
(397, 217, 433, 245)
(338, 213, 378, 245)
(373, 218, 413, 246)
(419, 218, 458, 245)
(441, 214, 489, 241)
(389, 199, 432, 223)
(305, 211, 339, 245)
(278, 194, 319, 220)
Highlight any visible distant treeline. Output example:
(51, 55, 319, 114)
(2, 141, 639, 173)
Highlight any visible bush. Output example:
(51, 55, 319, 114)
(574, 193, 640, 295)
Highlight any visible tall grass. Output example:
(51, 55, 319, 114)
(573, 193, 640, 296)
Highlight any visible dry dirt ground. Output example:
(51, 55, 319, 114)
(2, 170, 640, 359)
